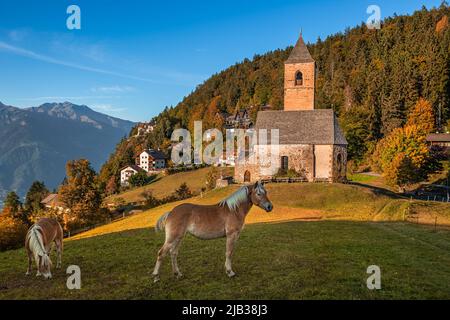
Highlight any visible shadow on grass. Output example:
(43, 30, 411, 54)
(346, 181, 402, 199)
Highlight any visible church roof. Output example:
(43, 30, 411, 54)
(255, 110, 348, 145)
(285, 35, 315, 64)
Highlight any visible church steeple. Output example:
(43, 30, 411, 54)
(286, 34, 315, 64)
(284, 33, 316, 111)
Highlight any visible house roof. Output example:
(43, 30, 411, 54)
(255, 110, 348, 145)
(41, 193, 65, 207)
(141, 149, 167, 159)
(285, 34, 315, 64)
(120, 164, 144, 172)
(427, 133, 450, 142)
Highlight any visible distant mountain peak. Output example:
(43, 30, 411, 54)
(0, 100, 136, 201)
(27, 101, 135, 131)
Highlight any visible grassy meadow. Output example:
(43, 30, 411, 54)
(1, 181, 450, 299)
(2, 221, 450, 299)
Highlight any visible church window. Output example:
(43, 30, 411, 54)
(295, 71, 303, 86)
(281, 156, 289, 171)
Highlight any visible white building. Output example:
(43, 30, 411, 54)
(120, 165, 145, 186)
(120, 150, 167, 186)
(139, 149, 166, 172)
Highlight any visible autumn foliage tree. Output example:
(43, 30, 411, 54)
(59, 159, 105, 229)
(372, 98, 441, 190)
(406, 98, 436, 134)
(0, 191, 28, 251)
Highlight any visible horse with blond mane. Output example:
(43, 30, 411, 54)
(152, 181, 273, 282)
(25, 218, 63, 279)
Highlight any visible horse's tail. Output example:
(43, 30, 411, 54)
(155, 212, 171, 233)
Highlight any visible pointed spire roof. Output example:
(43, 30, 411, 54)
(286, 33, 315, 64)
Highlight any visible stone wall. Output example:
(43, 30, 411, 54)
(235, 143, 348, 183)
(235, 144, 315, 183)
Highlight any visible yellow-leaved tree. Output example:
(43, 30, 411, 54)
(372, 98, 441, 191)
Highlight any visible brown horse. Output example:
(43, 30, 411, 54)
(25, 218, 63, 279)
(152, 181, 273, 282)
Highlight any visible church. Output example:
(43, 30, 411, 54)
(235, 34, 348, 183)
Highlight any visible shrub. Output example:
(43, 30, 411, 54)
(129, 172, 156, 187)
(0, 215, 28, 251)
(174, 183, 192, 200)
(140, 190, 160, 209)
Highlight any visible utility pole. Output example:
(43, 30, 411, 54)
(438, 103, 442, 133)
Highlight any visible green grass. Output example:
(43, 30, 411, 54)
(2, 221, 450, 299)
(348, 173, 380, 183)
(106, 167, 234, 204)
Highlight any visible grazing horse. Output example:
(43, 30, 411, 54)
(25, 218, 63, 279)
(152, 180, 273, 282)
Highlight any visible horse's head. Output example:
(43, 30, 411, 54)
(250, 181, 273, 212)
(38, 253, 53, 279)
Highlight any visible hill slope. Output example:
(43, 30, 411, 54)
(0, 101, 135, 201)
(78, 183, 450, 240)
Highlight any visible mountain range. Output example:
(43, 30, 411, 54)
(0, 101, 135, 202)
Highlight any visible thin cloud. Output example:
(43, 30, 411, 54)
(18, 96, 121, 102)
(8, 29, 29, 42)
(91, 104, 127, 113)
(0, 41, 162, 84)
(91, 85, 136, 93)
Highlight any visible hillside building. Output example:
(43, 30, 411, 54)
(235, 34, 348, 183)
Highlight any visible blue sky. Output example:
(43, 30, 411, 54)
(0, 0, 444, 121)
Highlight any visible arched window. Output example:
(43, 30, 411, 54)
(295, 71, 303, 86)
(336, 153, 343, 174)
(244, 170, 251, 182)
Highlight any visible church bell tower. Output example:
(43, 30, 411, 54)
(284, 33, 316, 111)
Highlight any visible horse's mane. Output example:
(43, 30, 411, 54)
(219, 186, 249, 212)
(27, 225, 50, 267)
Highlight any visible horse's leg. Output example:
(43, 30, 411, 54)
(170, 239, 183, 279)
(26, 249, 33, 276)
(55, 238, 63, 269)
(225, 231, 240, 278)
(35, 256, 42, 277)
(152, 241, 173, 282)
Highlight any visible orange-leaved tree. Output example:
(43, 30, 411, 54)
(372, 98, 441, 191)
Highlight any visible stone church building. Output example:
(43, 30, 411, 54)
(235, 34, 348, 183)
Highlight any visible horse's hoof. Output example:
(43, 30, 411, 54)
(36, 273, 41, 277)
(227, 271, 236, 278)
(153, 275, 160, 283)
(25, 271, 30, 276)
(174, 272, 183, 279)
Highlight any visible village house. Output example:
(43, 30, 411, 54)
(120, 164, 145, 186)
(427, 133, 450, 152)
(135, 121, 155, 137)
(137, 149, 167, 172)
(41, 193, 69, 213)
(235, 33, 348, 183)
(216, 108, 254, 130)
(120, 149, 167, 186)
